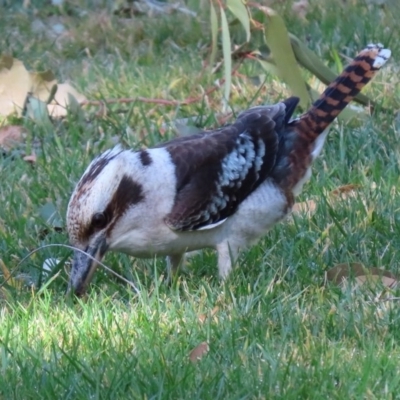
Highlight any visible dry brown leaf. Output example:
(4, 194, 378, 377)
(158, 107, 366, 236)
(292, 200, 317, 217)
(198, 306, 219, 324)
(330, 184, 361, 200)
(198, 314, 206, 324)
(0, 125, 27, 150)
(189, 342, 209, 363)
(23, 153, 37, 163)
(0, 57, 32, 116)
(326, 263, 398, 289)
(328, 184, 368, 211)
(354, 275, 397, 288)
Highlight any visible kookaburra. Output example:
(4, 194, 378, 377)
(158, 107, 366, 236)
(67, 44, 390, 295)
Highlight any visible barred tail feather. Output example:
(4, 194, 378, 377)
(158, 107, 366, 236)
(297, 43, 391, 138)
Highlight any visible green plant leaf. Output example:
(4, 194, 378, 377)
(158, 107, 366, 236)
(262, 8, 310, 108)
(227, 0, 251, 42)
(255, 58, 280, 78)
(25, 96, 53, 131)
(220, 5, 232, 106)
(39, 201, 64, 229)
(209, 0, 218, 68)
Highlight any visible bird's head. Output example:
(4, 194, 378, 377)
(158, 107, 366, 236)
(66, 146, 145, 296)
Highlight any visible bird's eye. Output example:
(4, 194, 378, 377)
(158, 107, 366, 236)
(91, 212, 107, 229)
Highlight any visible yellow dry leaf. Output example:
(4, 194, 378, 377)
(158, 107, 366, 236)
(23, 153, 37, 163)
(0, 56, 86, 118)
(47, 83, 87, 117)
(198, 306, 219, 324)
(30, 70, 58, 103)
(354, 275, 397, 289)
(0, 56, 32, 116)
(292, 200, 317, 217)
(326, 263, 398, 289)
(330, 184, 361, 200)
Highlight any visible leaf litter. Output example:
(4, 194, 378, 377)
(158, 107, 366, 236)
(0, 125, 27, 151)
(0, 55, 86, 118)
(189, 342, 209, 363)
(326, 262, 398, 291)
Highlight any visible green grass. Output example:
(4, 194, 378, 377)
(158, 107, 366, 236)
(1, 0, 400, 398)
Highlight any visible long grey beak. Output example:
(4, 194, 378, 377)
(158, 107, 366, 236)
(68, 236, 108, 296)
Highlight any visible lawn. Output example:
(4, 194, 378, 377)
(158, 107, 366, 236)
(1, 0, 400, 398)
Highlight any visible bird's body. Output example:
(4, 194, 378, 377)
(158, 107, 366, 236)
(70, 145, 292, 275)
(67, 44, 390, 295)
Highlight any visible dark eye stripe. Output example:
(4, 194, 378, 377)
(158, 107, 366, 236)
(104, 175, 144, 236)
(80, 175, 144, 242)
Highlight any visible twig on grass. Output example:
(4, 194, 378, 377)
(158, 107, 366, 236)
(0, 244, 140, 295)
(81, 57, 246, 114)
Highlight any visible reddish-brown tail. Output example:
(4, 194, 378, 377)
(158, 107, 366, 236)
(296, 43, 390, 139)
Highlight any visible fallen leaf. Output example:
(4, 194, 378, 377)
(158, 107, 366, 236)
(0, 55, 86, 119)
(331, 184, 361, 200)
(292, 200, 317, 217)
(47, 83, 87, 117)
(198, 306, 219, 323)
(0, 56, 32, 116)
(0, 125, 26, 151)
(326, 263, 398, 289)
(30, 70, 58, 103)
(54, 83, 87, 106)
(328, 184, 368, 210)
(23, 153, 37, 163)
(189, 342, 209, 363)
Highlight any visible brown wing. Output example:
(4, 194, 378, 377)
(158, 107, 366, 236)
(162, 97, 299, 231)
